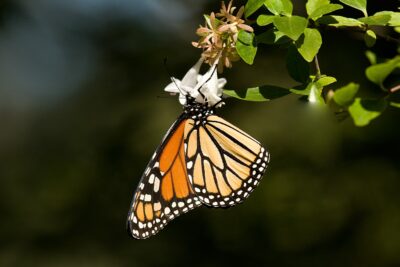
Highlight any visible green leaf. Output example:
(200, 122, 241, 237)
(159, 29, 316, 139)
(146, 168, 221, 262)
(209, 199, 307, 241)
(365, 57, 400, 86)
(359, 14, 391, 26)
(257, 15, 275, 26)
(296, 28, 322, 62)
(308, 82, 325, 104)
(372, 11, 400, 26)
(339, 0, 367, 17)
(306, 0, 330, 16)
(365, 50, 377, 65)
(273, 16, 308, 40)
(238, 30, 253, 45)
(224, 85, 291, 101)
(286, 45, 310, 84)
(364, 30, 376, 48)
(245, 0, 265, 17)
(316, 75, 337, 87)
(236, 30, 258, 65)
(390, 102, 400, 108)
(333, 83, 359, 106)
(310, 4, 343, 20)
(308, 3, 343, 20)
(348, 98, 387, 127)
(290, 84, 311, 95)
(317, 15, 364, 27)
(264, 0, 293, 16)
(257, 29, 290, 44)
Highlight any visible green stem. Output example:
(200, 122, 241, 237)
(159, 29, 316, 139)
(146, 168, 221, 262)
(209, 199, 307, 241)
(314, 54, 322, 80)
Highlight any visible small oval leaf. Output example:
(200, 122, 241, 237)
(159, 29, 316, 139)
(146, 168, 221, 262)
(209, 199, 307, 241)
(224, 85, 291, 101)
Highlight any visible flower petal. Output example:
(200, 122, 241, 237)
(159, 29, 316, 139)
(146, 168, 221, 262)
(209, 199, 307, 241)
(164, 79, 182, 93)
(181, 58, 203, 88)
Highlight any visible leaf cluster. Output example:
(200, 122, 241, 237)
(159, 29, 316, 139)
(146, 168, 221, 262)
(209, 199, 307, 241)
(224, 0, 400, 127)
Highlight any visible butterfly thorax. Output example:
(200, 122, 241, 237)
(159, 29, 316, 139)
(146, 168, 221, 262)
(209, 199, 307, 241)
(183, 99, 214, 125)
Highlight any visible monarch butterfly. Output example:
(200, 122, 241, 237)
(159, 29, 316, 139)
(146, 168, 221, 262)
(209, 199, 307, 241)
(127, 60, 270, 239)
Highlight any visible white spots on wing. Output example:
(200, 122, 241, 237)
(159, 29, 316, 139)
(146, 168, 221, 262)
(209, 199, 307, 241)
(149, 174, 155, 184)
(139, 195, 145, 200)
(165, 207, 171, 215)
(154, 202, 161, 211)
(195, 188, 201, 193)
(154, 178, 160, 193)
(171, 202, 177, 208)
(178, 202, 184, 208)
(139, 183, 145, 190)
(145, 167, 150, 176)
(187, 161, 193, 169)
(144, 194, 152, 201)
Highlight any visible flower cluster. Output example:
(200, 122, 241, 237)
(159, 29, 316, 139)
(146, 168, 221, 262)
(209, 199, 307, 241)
(164, 59, 227, 107)
(192, 1, 253, 72)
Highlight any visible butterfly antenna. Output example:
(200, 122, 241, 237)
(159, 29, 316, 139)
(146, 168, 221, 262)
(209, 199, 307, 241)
(163, 58, 186, 96)
(197, 64, 218, 101)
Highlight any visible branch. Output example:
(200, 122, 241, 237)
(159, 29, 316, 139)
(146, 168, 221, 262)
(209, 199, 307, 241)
(389, 84, 400, 93)
(374, 32, 400, 46)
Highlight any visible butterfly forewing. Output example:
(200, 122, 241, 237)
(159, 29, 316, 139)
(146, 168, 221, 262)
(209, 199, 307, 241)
(127, 118, 202, 239)
(184, 115, 270, 208)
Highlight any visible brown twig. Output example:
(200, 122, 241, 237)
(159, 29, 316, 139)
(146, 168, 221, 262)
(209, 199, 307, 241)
(389, 84, 400, 93)
(374, 32, 400, 46)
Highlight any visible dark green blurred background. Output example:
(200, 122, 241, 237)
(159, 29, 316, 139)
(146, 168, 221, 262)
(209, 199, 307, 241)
(1, 0, 399, 266)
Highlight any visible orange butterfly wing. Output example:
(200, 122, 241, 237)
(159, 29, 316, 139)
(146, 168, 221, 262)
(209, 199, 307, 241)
(127, 118, 201, 239)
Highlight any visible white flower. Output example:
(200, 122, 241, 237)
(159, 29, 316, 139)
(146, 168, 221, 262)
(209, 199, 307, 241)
(164, 58, 227, 107)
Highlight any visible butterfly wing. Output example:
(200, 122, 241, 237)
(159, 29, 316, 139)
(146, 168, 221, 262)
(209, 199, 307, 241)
(127, 116, 202, 239)
(184, 115, 270, 207)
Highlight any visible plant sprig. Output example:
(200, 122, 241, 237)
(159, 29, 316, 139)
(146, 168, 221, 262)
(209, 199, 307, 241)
(194, 0, 400, 127)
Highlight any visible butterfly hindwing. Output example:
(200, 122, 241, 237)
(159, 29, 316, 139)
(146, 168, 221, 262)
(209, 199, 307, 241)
(184, 115, 270, 208)
(127, 117, 202, 239)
